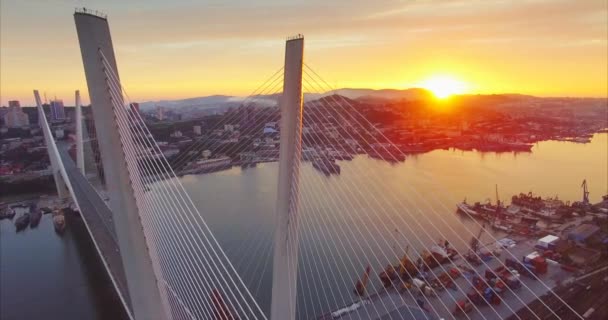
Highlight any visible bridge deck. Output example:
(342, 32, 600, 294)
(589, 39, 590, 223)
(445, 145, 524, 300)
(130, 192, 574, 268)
(58, 146, 132, 316)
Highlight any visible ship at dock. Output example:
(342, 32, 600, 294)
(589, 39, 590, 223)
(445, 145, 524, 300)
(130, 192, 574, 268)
(312, 158, 341, 175)
(456, 181, 602, 236)
(179, 156, 233, 175)
(368, 147, 406, 162)
(14, 213, 30, 232)
(29, 204, 42, 228)
(53, 211, 66, 234)
(0, 206, 16, 220)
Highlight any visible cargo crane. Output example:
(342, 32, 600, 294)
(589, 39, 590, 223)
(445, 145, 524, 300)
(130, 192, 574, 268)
(399, 245, 418, 280)
(471, 223, 485, 253)
(466, 224, 485, 266)
(495, 184, 501, 209)
(354, 266, 371, 296)
(581, 179, 590, 204)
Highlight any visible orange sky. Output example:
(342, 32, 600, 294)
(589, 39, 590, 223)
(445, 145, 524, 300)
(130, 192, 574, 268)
(1, 0, 607, 106)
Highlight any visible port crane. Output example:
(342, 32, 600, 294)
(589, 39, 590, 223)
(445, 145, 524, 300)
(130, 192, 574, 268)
(399, 245, 417, 280)
(466, 224, 485, 265)
(471, 224, 485, 254)
(495, 184, 500, 208)
(581, 179, 590, 204)
(354, 265, 371, 296)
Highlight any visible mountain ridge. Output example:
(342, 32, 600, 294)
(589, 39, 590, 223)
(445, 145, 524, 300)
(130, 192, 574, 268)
(135, 87, 587, 111)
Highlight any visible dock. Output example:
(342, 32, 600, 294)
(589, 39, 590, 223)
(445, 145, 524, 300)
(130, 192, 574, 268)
(321, 236, 571, 320)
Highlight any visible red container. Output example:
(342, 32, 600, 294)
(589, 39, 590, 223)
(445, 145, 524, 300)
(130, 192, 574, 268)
(532, 257, 548, 274)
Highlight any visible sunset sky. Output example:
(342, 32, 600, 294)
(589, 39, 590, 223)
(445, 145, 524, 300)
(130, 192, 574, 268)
(1, 0, 607, 106)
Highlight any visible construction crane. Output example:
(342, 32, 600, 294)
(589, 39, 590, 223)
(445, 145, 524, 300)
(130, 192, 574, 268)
(581, 179, 590, 204)
(470, 223, 486, 254)
(398, 245, 416, 278)
(466, 224, 485, 266)
(495, 184, 501, 208)
(354, 265, 371, 296)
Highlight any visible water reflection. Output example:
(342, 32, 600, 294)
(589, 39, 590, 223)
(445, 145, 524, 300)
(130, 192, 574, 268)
(0, 211, 128, 320)
(176, 133, 607, 318)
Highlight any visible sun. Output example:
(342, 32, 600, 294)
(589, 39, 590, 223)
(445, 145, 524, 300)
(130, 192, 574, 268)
(419, 75, 468, 99)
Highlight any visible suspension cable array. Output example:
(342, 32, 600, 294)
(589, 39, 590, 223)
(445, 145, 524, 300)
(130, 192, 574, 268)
(153, 60, 585, 320)
(99, 50, 269, 320)
(65, 44, 587, 320)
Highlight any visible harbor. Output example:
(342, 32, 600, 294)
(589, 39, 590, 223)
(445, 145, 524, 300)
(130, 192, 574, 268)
(0, 195, 128, 320)
(172, 134, 608, 319)
(2, 133, 607, 319)
(320, 187, 608, 319)
(321, 234, 574, 320)
(1, 196, 74, 234)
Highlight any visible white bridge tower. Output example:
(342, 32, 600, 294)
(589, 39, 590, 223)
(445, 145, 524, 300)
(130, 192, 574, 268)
(73, 9, 168, 320)
(271, 35, 305, 320)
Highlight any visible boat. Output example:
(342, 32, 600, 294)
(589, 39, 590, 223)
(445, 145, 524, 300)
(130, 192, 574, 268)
(15, 213, 31, 232)
(53, 215, 66, 234)
(30, 208, 42, 228)
(0, 207, 16, 220)
(368, 148, 405, 162)
(491, 220, 512, 232)
(571, 137, 591, 144)
(504, 142, 533, 152)
(180, 156, 233, 175)
(327, 149, 354, 161)
(430, 245, 449, 263)
(456, 200, 480, 217)
(476, 202, 499, 215)
(312, 159, 340, 175)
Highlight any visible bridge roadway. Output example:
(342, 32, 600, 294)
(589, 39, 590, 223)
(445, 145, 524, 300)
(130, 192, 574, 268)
(57, 144, 132, 316)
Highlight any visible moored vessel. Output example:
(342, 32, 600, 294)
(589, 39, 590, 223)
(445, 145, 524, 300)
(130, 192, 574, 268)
(53, 214, 66, 234)
(15, 213, 30, 232)
(0, 207, 16, 220)
(312, 159, 341, 175)
(30, 208, 42, 228)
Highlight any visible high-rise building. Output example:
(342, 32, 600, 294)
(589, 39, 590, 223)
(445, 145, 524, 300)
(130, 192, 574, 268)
(156, 106, 164, 121)
(193, 125, 202, 135)
(8, 100, 20, 109)
(50, 99, 66, 121)
(3, 100, 30, 128)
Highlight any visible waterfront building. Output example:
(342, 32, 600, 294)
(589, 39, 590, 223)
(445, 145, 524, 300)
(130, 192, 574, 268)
(193, 125, 202, 135)
(50, 99, 66, 121)
(3, 100, 30, 128)
(156, 106, 164, 121)
(8, 100, 20, 108)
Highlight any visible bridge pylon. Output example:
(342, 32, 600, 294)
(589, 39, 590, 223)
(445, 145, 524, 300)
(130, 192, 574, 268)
(34, 90, 69, 199)
(271, 35, 304, 320)
(75, 90, 85, 175)
(74, 9, 169, 320)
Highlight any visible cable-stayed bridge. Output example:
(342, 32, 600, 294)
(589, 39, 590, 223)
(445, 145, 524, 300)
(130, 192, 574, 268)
(34, 8, 587, 320)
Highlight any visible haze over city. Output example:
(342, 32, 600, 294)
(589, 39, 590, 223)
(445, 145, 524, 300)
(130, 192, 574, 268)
(1, 0, 607, 106)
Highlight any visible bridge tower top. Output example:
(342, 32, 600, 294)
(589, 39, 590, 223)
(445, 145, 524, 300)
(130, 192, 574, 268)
(74, 12, 168, 320)
(271, 36, 304, 320)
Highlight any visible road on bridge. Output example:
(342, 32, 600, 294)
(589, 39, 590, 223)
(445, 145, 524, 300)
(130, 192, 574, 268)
(58, 144, 132, 315)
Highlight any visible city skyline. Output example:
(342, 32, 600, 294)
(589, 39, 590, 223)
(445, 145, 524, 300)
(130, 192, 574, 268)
(1, 0, 607, 106)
